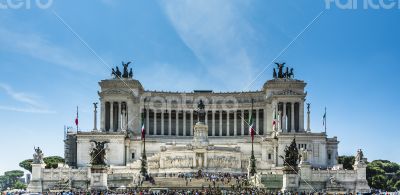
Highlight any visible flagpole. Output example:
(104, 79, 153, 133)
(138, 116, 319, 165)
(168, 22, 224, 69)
(249, 98, 256, 177)
(140, 98, 148, 177)
(76, 106, 79, 131)
(324, 107, 327, 134)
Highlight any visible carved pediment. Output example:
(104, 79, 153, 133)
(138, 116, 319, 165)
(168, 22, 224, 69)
(103, 89, 133, 95)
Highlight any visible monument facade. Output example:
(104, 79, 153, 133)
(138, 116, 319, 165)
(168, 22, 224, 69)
(28, 62, 369, 193)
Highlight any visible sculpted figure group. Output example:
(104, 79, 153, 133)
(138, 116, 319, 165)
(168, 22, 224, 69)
(33, 147, 44, 164)
(112, 61, 133, 79)
(163, 157, 193, 168)
(90, 140, 109, 165)
(273, 62, 294, 79)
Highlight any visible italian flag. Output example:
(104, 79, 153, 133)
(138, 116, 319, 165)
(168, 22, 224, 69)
(272, 108, 277, 130)
(249, 111, 254, 142)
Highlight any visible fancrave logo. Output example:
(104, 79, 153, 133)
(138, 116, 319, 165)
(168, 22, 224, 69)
(0, 0, 53, 9)
(325, 0, 400, 10)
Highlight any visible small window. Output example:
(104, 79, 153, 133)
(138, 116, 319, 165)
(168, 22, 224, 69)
(268, 153, 272, 160)
(131, 153, 135, 159)
(328, 153, 331, 160)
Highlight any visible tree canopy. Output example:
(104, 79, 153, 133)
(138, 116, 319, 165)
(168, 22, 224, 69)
(338, 155, 355, 170)
(337, 156, 400, 191)
(0, 170, 24, 191)
(19, 156, 64, 172)
(367, 160, 400, 191)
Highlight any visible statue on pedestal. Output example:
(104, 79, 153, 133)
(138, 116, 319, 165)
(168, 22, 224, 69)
(275, 62, 285, 78)
(288, 68, 294, 78)
(129, 68, 133, 78)
(273, 62, 295, 79)
(115, 67, 122, 78)
(33, 147, 44, 164)
(299, 148, 309, 164)
(90, 141, 109, 165)
(197, 100, 206, 123)
(354, 149, 365, 166)
(112, 62, 133, 79)
(122, 61, 131, 78)
(93, 102, 98, 131)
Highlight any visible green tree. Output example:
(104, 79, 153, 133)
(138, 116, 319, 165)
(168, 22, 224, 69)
(0, 170, 24, 190)
(337, 155, 355, 170)
(44, 156, 65, 169)
(371, 175, 388, 190)
(19, 156, 64, 172)
(394, 180, 400, 190)
(13, 180, 27, 190)
(0, 175, 9, 191)
(19, 159, 33, 172)
(4, 170, 24, 183)
(367, 160, 400, 191)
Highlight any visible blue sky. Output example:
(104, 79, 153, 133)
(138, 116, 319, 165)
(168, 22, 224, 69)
(0, 0, 399, 174)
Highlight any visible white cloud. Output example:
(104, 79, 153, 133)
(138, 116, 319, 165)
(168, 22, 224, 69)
(0, 83, 55, 114)
(0, 105, 55, 114)
(0, 27, 105, 75)
(138, 62, 205, 91)
(160, 0, 258, 90)
(0, 83, 40, 107)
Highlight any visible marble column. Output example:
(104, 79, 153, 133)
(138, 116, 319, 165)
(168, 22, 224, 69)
(118, 102, 122, 131)
(154, 110, 158, 135)
(282, 102, 287, 132)
(190, 110, 193, 136)
(226, 111, 230, 136)
(183, 110, 187, 136)
(212, 110, 215, 136)
(161, 110, 164, 135)
(168, 110, 172, 136)
(264, 105, 269, 134)
(256, 109, 259, 135)
(176, 110, 179, 136)
(127, 100, 133, 132)
(241, 109, 244, 135)
(300, 102, 305, 132)
(146, 109, 150, 136)
(110, 102, 114, 132)
(219, 110, 223, 136)
(101, 101, 105, 131)
(234, 111, 237, 136)
(291, 102, 295, 132)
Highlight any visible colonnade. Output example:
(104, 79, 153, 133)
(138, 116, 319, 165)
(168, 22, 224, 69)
(277, 101, 302, 132)
(104, 101, 128, 132)
(142, 109, 264, 137)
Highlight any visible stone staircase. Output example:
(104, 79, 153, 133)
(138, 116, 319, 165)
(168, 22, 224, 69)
(141, 177, 235, 189)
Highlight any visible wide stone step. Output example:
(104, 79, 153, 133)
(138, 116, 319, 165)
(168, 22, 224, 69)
(140, 177, 236, 188)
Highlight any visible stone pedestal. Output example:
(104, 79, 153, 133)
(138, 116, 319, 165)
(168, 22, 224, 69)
(90, 165, 109, 191)
(27, 163, 45, 192)
(192, 122, 209, 148)
(281, 173, 299, 192)
(353, 162, 371, 193)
